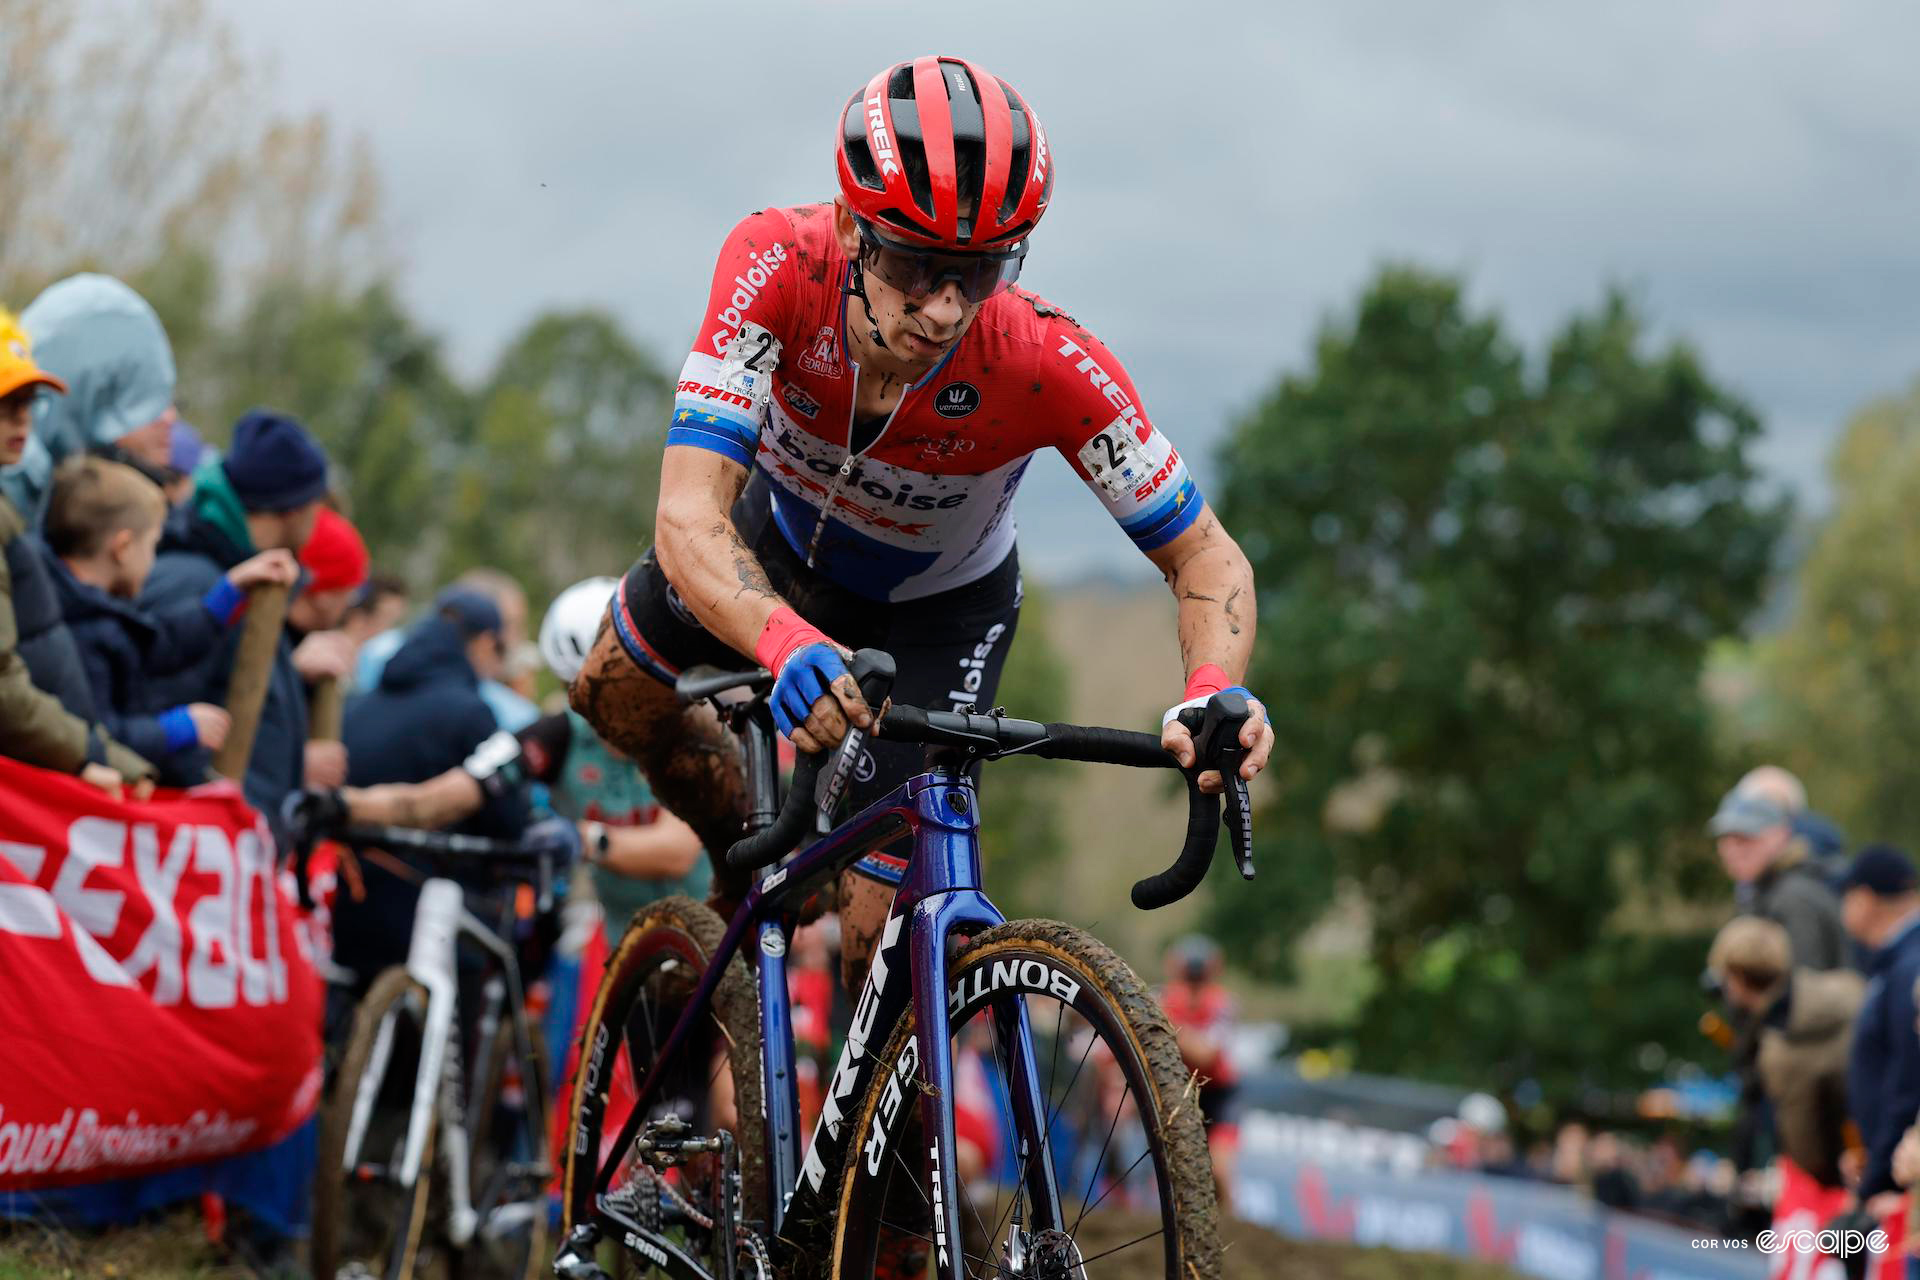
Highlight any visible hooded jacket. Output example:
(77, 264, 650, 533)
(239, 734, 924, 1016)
(0, 493, 152, 779)
(3, 275, 176, 521)
(1849, 914, 1920, 1200)
(1757, 967, 1867, 1186)
(330, 617, 529, 982)
(50, 554, 243, 784)
(1751, 846, 1848, 973)
(141, 459, 307, 815)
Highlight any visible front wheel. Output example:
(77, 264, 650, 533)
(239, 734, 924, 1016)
(828, 921, 1221, 1279)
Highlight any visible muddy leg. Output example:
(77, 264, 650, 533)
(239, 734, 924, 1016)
(834, 869, 898, 996)
(570, 614, 752, 901)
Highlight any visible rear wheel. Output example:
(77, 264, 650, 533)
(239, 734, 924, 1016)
(559, 896, 766, 1274)
(828, 921, 1221, 1279)
(314, 966, 448, 1280)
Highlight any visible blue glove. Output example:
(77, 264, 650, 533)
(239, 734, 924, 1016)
(771, 642, 852, 738)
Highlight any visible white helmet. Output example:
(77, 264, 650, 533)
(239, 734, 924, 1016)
(538, 577, 618, 684)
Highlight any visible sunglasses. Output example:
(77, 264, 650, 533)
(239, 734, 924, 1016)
(855, 218, 1027, 304)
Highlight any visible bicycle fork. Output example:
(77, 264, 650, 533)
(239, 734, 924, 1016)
(336, 879, 483, 1246)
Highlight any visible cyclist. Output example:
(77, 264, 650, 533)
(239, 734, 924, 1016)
(568, 54, 1274, 1001)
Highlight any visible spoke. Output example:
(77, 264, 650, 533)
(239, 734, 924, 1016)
(1076, 1143, 1152, 1224)
(1070, 1075, 1132, 1239)
(1070, 1225, 1165, 1268)
(985, 1007, 1024, 1256)
(878, 1218, 1001, 1276)
(993, 1021, 1097, 1243)
(893, 1143, 932, 1208)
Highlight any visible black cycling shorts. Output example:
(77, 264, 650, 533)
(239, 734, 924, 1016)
(613, 474, 1022, 884)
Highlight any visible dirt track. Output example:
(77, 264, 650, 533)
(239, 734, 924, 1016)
(1074, 1210, 1518, 1280)
(0, 1209, 1519, 1279)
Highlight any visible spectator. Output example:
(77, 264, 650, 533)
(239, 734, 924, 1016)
(163, 417, 206, 507)
(43, 457, 298, 785)
(289, 506, 369, 638)
(142, 409, 336, 815)
(1587, 1130, 1640, 1210)
(1160, 935, 1239, 1213)
(1, 274, 177, 521)
(354, 565, 539, 729)
(329, 588, 529, 986)
(1709, 785, 1847, 971)
(341, 574, 408, 655)
(1840, 845, 1920, 1217)
(1707, 916, 1864, 1187)
(306, 578, 708, 944)
(1737, 764, 1847, 876)
(0, 310, 152, 788)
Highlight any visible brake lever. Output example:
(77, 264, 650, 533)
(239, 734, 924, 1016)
(813, 649, 897, 831)
(1177, 689, 1255, 883)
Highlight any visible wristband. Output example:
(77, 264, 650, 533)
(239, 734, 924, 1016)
(1162, 684, 1257, 729)
(159, 706, 199, 751)
(203, 578, 245, 624)
(1183, 664, 1230, 701)
(754, 605, 832, 676)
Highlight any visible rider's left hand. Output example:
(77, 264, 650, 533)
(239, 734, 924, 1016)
(1160, 666, 1273, 795)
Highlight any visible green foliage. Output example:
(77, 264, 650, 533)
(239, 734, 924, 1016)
(1210, 266, 1787, 1098)
(1755, 379, 1920, 847)
(980, 583, 1072, 918)
(445, 311, 673, 603)
(136, 257, 671, 609)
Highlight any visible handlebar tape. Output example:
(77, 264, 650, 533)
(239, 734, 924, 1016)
(726, 750, 823, 872)
(1131, 772, 1221, 910)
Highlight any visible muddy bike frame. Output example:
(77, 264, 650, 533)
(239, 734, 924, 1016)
(586, 746, 1061, 1280)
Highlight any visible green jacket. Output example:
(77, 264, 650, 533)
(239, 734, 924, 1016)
(0, 494, 153, 779)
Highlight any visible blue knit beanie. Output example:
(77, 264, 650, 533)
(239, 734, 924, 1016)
(221, 409, 328, 512)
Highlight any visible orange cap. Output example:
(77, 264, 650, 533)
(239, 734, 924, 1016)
(0, 310, 68, 399)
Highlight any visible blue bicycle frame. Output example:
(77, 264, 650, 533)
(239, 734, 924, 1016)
(593, 752, 1063, 1277)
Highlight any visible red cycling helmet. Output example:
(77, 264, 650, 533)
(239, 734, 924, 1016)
(837, 56, 1053, 253)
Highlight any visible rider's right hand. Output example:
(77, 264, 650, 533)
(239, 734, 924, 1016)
(756, 606, 872, 752)
(771, 642, 872, 753)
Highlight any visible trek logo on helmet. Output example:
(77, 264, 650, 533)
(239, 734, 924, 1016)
(864, 93, 901, 178)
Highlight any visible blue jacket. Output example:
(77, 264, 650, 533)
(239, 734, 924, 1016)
(141, 499, 308, 817)
(1848, 913, 1920, 1198)
(50, 555, 244, 784)
(330, 618, 529, 983)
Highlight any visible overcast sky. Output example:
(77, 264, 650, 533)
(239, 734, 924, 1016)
(212, 0, 1919, 581)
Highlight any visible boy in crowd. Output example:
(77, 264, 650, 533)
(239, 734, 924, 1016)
(144, 409, 344, 814)
(43, 456, 297, 785)
(0, 311, 152, 790)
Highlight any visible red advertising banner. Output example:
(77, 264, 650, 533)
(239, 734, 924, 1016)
(0, 758, 322, 1190)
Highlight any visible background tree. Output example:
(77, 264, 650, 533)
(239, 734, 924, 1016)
(0, 0, 382, 302)
(446, 312, 674, 603)
(1753, 379, 1920, 847)
(978, 583, 1071, 919)
(1210, 266, 1787, 1100)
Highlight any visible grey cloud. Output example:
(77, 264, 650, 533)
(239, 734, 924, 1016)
(212, 0, 1918, 579)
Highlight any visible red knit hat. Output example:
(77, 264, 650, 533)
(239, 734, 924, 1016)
(300, 507, 369, 595)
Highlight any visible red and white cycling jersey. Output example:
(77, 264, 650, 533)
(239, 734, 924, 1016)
(668, 203, 1203, 602)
